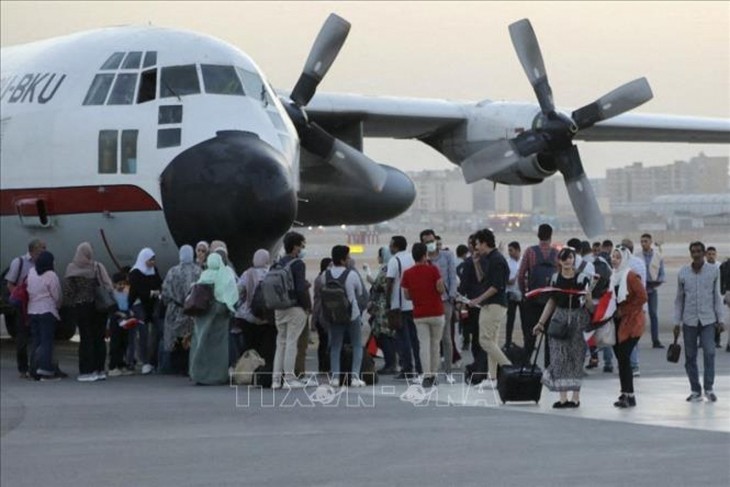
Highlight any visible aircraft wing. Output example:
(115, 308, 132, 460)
(572, 113, 730, 143)
(300, 92, 469, 139)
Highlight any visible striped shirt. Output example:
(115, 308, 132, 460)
(674, 262, 726, 327)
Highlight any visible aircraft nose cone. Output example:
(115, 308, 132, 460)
(160, 131, 297, 270)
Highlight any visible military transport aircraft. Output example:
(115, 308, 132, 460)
(2, 14, 729, 276)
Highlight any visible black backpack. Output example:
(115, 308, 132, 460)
(591, 256, 612, 299)
(320, 269, 352, 325)
(249, 281, 268, 320)
(528, 246, 557, 303)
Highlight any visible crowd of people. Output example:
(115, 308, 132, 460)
(3, 226, 728, 408)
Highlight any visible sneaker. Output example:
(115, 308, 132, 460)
(329, 378, 340, 388)
(652, 342, 665, 349)
(349, 378, 366, 388)
(283, 378, 305, 389)
(421, 376, 435, 388)
(704, 391, 717, 403)
(54, 369, 69, 379)
(632, 367, 640, 378)
(614, 395, 636, 408)
(686, 392, 703, 402)
(39, 375, 61, 382)
(96, 371, 107, 381)
(445, 373, 456, 385)
(271, 378, 282, 390)
(603, 365, 613, 373)
(141, 364, 154, 375)
(108, 368, 123, 377)
(77, 373, 98, 382)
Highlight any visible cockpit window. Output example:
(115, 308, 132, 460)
(160, 65, 200, 98)
(201, 64, 245, 96)
(101, 52, 125, 70)
(107, 73, 138, 105)
(143, 51, 157, 68)
(83, 74, 115, 105)
(236, 67, 273, 106)
(121, 51, 142, 70)
(137, 69, 157, 103)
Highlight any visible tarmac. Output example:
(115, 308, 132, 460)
(1, 246, 729, 486)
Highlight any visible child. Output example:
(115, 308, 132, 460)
(108, 272, 135, 376)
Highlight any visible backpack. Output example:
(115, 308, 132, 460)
(527, 246, 557, 303)
(1, 257, 24, 314)
(591, 256, 612, 299)
(320, 269, 352, 325)
(261, 258, 299, 310)
(245, 269, 269, 321)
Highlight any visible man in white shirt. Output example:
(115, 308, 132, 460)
(386, 235, 421, 379)
(505, 241, 523, 348)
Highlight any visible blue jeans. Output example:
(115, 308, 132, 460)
(30, 313, 57, 375)
(630, 342, 639, 369)
(395, 311, 422, 374)
(683, 323, 716, 393)
(648, 290, 660, 343)
(329, 318, 363, 377)
(601, 346, 613, 367)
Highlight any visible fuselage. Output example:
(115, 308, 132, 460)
(1, 26, 301, 272)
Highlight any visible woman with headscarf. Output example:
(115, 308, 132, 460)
(195, 241, 209, 269)
(160, 245, 201, 374)
(234, 249, 276, 372)
(610, 245, 647, 408)
(127, 247, 163, 375)
(367, 246, 398, 374)
(311, 257, 333, 373)
(64, 242, 114, 382)
(189, 252, 238, 385)
(27, 251, 63, 380)
(532, 247, 593, 408)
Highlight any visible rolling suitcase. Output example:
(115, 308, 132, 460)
(501, 342, 527, 366)
(497, 334, 543, 404)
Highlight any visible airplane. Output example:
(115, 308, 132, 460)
(2, 13, 729, 282)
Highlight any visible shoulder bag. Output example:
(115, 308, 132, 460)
(183, 283, 215, 316)
(94, 264, 117, 313)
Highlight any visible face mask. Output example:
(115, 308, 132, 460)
(426, 242, 437, 253)
(298, 250, 306, 259)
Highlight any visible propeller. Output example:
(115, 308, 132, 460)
(463, 18, 654, 237)
(284, 14, 387, 192)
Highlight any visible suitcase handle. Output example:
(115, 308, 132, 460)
(520, 333, 543, 374)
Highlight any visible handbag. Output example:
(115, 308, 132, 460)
(94, 264, 116, 313)
(233, 349, 266, 385)
(386, 257, 403, 331)
(594, 320, 616, 348)
(666, 329, 681, 363)
(547, 297, 573, 340)
(183, 283, 215, 316)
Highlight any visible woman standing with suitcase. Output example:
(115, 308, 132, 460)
(532, 247, 593, 408)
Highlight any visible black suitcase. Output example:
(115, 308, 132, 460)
(501, 342, 527, 366)
(497, 335, 543, 404)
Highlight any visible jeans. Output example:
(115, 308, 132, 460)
(395, 311, 422, 374)
(377, 335, 396, 370)
(505, 298, 522, 346)
(415, 315, 445, 377)
(30, 313, 57, 375)
(683, 323, 717, 393)
(648, 290, 660, 344)
(630, 342, 640, 369)
(602, 346, 614, 367)
(75, 303, 107, 374)
(329, 318, 363, 377)
(465, 307, 486, 368)
(273, 307, 307, 381)
(614, 337, 639, 394)
(315, 321, 330, 373)
(126, 304, 149, 367)
(13, 311, 31, 374)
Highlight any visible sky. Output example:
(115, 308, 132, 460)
(1, 1, 728, 178)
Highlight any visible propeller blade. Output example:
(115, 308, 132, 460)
(461, 139, 521, 183)
(291, 14, 351, 106)
(572, 78, 654, 130)
(556, 146, 605, 238)
(301, 123, 387, 192)
(460, 131, 549, 183)
(509, 19, 554, 113)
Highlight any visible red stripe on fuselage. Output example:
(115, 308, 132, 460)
(0, 185, 161, 216)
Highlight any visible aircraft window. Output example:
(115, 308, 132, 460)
(107, 73, 139, 105)
(143, 51, 157, 68)
(101, 52, 125, 70)
(137, 69, 157, 103)
(98, 130, 118, 173)
(158, 105, 182, 124)
(157, 128, 181, 148)
(236, 67, 272, 106)
(37, 200, 49, 226)
(201, 64, 245, 95)
(121, 130, 138, 174)
(160, 65, 200, 98)
(122, 51, 143, 69)
(83, 74, 115, 105)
